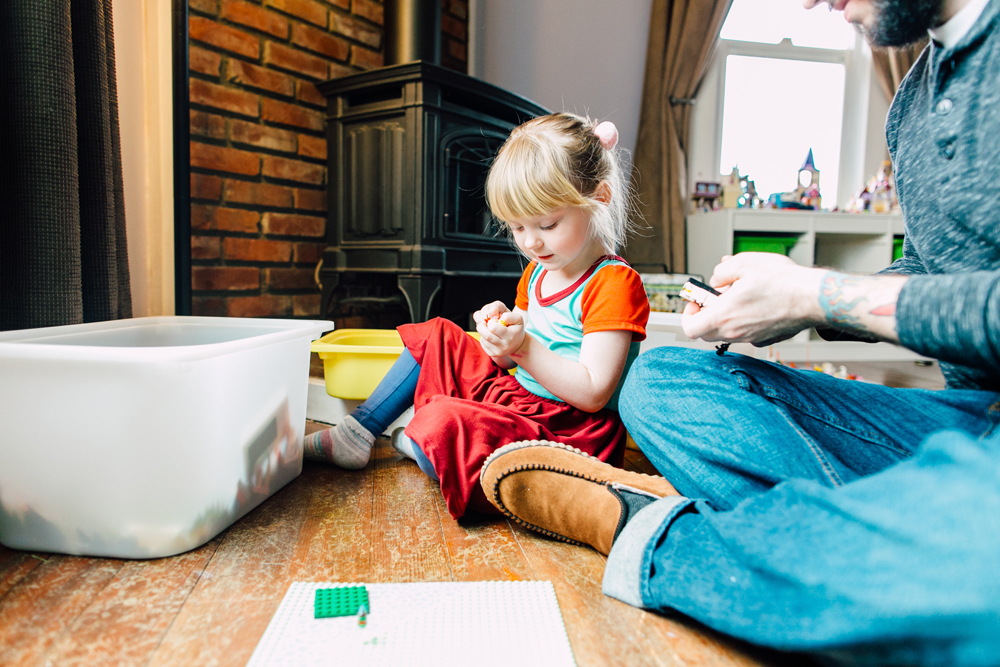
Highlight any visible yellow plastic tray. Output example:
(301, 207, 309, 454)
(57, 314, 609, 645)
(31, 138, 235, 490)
(311, 329, 406, 400)
(311, 328, 485, 400)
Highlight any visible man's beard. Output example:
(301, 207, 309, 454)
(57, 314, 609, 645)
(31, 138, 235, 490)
(861, 0, 945, 46)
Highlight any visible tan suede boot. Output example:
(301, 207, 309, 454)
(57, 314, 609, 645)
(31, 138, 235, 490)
(480, 440, 679, 555)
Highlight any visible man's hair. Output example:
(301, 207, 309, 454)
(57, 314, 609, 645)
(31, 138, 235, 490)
(486, 112, 636, 255)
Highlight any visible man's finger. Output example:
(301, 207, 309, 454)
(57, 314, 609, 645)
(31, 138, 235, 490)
(710, 255, 745, 289)
(681, 309, 719, 341)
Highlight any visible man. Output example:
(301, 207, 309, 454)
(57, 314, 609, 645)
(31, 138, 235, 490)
(478, 0, 1000, 664)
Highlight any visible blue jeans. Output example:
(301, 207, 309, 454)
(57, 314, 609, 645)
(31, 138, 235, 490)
(352, 349, 437, 479)
(606, 347, 1000, 666)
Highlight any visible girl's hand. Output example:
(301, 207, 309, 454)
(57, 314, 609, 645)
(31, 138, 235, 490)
(475, 306, 526, 359)
(472, 301, 509, 328)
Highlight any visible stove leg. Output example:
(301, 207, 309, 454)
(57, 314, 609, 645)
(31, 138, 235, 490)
(397, 275, 442, 323)
(319, 273, 339, 319)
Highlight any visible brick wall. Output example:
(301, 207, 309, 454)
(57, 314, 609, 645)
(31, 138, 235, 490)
(188, 0, 469, 319)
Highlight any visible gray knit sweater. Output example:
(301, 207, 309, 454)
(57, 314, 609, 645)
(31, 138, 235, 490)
(883, 0, 1000, 391)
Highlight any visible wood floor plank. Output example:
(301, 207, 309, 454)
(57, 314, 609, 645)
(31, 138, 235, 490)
(282, 461, 375, 583)
(147, 597, 279, 667)
(144, 474, 314, 667)
(430, 482, 537, 583)
(510, 523, 774, 667)
(0, 546, 40, 600)
(367, 440, 453, 583)
(0, 555, 123, 667)
(655, 618, 797, 667)
(41, 541, 219, 667)
(844, 360, 945, 390)
(510, 527, 681, 667)
(624, 449, 663, 477)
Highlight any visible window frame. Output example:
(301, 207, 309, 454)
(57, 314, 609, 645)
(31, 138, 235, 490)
(695, 31, 875, 210)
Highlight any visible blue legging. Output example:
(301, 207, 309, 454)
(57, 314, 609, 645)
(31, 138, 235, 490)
(351, 348, 436, 479)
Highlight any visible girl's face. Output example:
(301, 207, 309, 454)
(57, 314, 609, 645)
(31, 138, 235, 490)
(507, 207, 605, 277)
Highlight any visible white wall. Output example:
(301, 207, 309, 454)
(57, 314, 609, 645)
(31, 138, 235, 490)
(471, 0, 653, 168)
(863, 72, 891, 180)
(113, 0, 175, 317)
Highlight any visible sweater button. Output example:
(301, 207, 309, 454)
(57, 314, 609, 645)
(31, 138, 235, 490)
(936, 98, 953, 115)
(942, 143, 956, 159)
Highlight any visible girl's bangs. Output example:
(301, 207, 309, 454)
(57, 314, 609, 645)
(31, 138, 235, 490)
(488, 148, 585, 223)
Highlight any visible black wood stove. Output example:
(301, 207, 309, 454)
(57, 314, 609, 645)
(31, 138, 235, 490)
(315, 2, 547, 323)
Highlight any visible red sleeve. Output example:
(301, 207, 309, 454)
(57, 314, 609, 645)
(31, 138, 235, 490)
(580, 265, 650, 341)
(514, 262, 537, 311)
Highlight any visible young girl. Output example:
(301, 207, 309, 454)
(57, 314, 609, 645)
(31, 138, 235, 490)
(304, 112, 650, 519)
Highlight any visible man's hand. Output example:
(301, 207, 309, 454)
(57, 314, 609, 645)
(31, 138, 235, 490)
(682, 253, 825, 345)
(682, 253, 908, 346)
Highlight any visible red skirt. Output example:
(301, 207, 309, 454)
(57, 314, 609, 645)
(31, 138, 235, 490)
(399, 318, 626, 519)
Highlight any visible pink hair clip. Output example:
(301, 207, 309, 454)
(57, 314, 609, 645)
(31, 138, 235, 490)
(594, 121, 618, 150)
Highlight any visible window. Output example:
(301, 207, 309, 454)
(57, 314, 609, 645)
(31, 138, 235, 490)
(719, 55, 846, 206)
(720, 0, 856, 50)
(692, 0, 876, 210)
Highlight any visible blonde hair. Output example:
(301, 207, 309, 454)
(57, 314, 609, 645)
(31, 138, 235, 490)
(486, 112, 635, 255)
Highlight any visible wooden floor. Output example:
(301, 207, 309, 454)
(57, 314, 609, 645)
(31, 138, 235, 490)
(834, 360, 945, 390)
(1, 360, 941, 666)
(1, 430, 800, 667)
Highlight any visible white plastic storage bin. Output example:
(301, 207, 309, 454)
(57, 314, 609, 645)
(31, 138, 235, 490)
(0, 316, 332, 559)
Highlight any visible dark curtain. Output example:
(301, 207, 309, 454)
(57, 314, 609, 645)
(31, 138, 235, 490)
(626, 0, 734, 273)
(871, 39, 929, 103)
(0, 0, 131, 332)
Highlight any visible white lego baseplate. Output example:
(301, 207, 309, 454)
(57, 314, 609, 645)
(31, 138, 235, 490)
(246, 580, 577, 667)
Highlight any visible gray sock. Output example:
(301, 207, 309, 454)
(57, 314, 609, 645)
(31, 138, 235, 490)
(390, 427, 438, 481)
(390, 427, 417, 461)
(302, 415, 374, 469)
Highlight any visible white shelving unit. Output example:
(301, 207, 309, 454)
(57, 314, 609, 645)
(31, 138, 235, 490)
(686, 208, 904, 279)
(643, 312, 926, 363)
(653, 209, 923, 363)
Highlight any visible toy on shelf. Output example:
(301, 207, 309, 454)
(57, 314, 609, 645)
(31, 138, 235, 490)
(721, 166, 744, 209)
(713, 166, 762, 210)
(813, 361, 863, 381)
(767, 149, 823, 210)
(641, 273, 701, 313)
(768, 352, 865, 381)
(845, 160, 900, 214)
(742, 176, 762, 209)
(691, 181, 721, 211)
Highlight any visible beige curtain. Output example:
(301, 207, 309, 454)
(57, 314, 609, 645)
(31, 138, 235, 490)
(626, 0, 733, 273)
(871, 39, 929, 103)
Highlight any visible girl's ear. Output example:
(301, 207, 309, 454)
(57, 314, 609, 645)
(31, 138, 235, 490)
(593, 181, 612, 205)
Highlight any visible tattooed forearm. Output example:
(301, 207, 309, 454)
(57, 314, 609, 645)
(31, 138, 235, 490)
(817, 271, 906, 343)
(820, 272, 866, 330)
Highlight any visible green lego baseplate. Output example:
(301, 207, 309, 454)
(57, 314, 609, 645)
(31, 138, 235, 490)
(314, 586, 369, 619)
